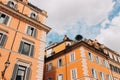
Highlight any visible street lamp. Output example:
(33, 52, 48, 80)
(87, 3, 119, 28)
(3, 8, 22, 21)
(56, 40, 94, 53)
(1, 61, 10, 79)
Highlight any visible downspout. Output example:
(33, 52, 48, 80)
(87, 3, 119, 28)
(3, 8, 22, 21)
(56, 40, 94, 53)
(2, 2, 26, 79)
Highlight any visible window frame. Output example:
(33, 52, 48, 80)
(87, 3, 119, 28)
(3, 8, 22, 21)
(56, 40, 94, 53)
(0, 12, 10, 26)
(91, 68, 97, 79)
(57, 74, 63, 80)
(18, 40, 34, 57)
(0, 31, 7, 47)
(26, 25, 37, 37)
(7, 0, 18, 9)
(57, 58, 63, 67)
(29, 11, 38, 20)
(71, 68, 77, 80)
(88, 52, 94, 61)
(47, 63, 52, 71)
(70, 52, 75, 62)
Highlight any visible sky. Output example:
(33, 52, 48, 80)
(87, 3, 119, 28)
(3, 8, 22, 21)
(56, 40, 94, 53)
(28, 0, 120, 53)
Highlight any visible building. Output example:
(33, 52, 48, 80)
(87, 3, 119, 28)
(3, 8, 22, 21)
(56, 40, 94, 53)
(44, 35, 120, 80)
(0, 0, 51, 80)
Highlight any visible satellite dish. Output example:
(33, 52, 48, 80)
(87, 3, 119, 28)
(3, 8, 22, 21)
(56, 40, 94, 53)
(75, 34, 83, 41)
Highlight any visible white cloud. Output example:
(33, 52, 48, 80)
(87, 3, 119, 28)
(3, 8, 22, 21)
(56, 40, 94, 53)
(28, 0, 113, 34)
(96, 16, 120, 53)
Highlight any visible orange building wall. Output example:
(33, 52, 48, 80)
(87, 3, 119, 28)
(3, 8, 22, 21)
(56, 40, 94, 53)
(0, 0, 50, 80)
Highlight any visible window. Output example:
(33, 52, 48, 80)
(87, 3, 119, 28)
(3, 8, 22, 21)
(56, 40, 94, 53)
(57, 58, 62, 67)
(7, 1, 18, 9)
(71, 69, 77, 80)
(57, 74, 63, 80)
(91, 69, 97, 79)
(0, 32, 7, 47)
(0, 13, 10, 25)
(11, 64, 31, 80)
(103, 60, 109, 68)
(88, 52, 93, 61)
(100, 72, 105, 80)
(70, 53, 75, 62)
(48, 77, 52, 80)
(118, 57, 120, 63)
(30, 12, 38, 20)
(18, 41, 34, 57)
(47, 63, 52, 71)
(26, 26, 37, 37)
(96, 56, 101, 64)
(106, 74, 112, 80)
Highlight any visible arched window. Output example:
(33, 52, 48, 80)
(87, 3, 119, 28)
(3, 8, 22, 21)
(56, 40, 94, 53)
(7, 1, 18, 9)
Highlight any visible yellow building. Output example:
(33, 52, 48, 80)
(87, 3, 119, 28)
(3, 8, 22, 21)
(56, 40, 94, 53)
(44, 35, 120, 80)
(0, 0, 51, 80)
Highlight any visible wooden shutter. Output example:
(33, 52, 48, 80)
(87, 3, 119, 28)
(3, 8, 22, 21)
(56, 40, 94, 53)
(33, 29, 37, 37)
(18, 41, 24, 53)
(0, 34, 7, 47)
(30, 45, 34, 57)
(25, 67, 31, 80)
(3, 15, 9, 25)
(11, 64, 19, 80)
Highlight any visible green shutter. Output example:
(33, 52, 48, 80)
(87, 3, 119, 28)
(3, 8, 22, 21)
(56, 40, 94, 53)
(30, 45, 34, 57)
(11, 64, 19, 80)
(0, 34, 7, 47)
(3, 15, 9, 25)
(25, 67, 31, 80)
(18, 41, 24, 53)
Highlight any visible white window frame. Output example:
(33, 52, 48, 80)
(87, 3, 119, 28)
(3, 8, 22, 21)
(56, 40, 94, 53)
(70, 52, 75, 62)
(100, 72, 105, 80)
(106, 74, 112, 80)
(57, 74, 63, 80)
(29, 11, 38, 20)
(7, 0, 18, 9)
(103, 60, 109, 68)
(25, 25, 37, 37)
(88, 52, 94, 61)
(57, 58, 62, 67)
(0, 12, 11, 26)
(91, 68, 97, 79)
(47, 63, 52, 71)
(96, 56, 101, 64)
(71, 68, 77, 80)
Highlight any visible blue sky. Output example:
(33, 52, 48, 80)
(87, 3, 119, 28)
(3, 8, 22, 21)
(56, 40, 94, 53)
(29, 0, 120, 53)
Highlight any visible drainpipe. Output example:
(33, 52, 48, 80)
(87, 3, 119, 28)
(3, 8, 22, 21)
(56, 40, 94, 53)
(1, 2, 26, 79)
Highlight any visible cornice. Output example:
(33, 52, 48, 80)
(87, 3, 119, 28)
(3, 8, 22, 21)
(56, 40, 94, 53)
(0, 2, 51, 33)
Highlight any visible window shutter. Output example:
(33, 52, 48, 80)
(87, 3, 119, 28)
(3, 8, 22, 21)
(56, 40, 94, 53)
(33, 29, 37, 37)
(3, 15, 9, 25)
(11, 64, 19, 80)
(0, 34, 7, 47)
(7, 1, 11, 6)
(36, 15, 39, 20)
(14, 4, 18, 10)
(25, 67, 31, 80)
(18, 41, 24, 53)
(30, 45, 34, 57)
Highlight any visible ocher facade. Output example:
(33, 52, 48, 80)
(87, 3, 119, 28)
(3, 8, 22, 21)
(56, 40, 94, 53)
(0, 0, 50, 80)
(44, 36, 120, 80)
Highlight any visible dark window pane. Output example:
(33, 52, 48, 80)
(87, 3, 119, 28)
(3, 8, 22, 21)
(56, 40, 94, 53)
(22, 42, 30, 55)
(27, 26, 34, 36)
(0, 14, 6, 24)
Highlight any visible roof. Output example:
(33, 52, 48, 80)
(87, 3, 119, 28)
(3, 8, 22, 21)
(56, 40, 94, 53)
(45, 40, 109, 62)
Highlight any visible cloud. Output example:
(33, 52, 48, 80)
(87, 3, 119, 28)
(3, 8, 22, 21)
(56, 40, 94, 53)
(28, 0, 113, 34)
(96, 15, 120, 53)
